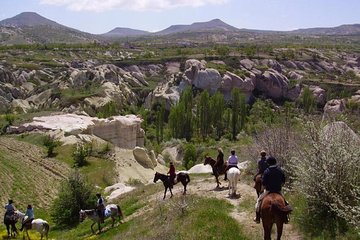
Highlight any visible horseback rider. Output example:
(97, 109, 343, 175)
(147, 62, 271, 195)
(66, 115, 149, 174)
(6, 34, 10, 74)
(4, 199, 16, 222)
(224, 150, 239, 181)
(253, 150, 269, 181)
(168, 162, 176, 187)
(213, 148, 224, 176)
(20, 204, 34, 231)
(254, 157, 290, 224)
(96, 193, 105, 224)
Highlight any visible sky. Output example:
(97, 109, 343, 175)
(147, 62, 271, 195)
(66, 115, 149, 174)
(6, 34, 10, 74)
(0, 0, 360, 34)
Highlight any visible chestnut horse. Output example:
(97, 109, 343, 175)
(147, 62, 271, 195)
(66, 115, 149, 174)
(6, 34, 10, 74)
(153, 172, 190, 199)
(254, 174, 263, 197)
(261, 193, 292, 240)
(203, 156, 227, 188)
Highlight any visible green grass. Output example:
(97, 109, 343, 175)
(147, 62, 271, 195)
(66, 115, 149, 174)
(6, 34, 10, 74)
(55, 196, 248, 240)
(15, 133, 47, 148)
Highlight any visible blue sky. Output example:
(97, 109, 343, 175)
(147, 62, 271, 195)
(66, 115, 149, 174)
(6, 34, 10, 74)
(1, 0, 359, 34)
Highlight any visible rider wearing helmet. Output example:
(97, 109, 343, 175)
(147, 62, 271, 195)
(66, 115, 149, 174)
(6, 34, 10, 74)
(96, 193, 105, 224)
(254, 157, 289, 224)
(224, 150, 239, 181)
(253, 150, 269, 181)
(20, 205, 34, 231)
(4, 199, 16, 222)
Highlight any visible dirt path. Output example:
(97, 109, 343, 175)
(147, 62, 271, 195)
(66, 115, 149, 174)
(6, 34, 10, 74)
(151, 175, 303, 240)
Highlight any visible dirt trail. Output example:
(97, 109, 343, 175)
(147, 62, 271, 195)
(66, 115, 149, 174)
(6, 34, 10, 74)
(150, 175, 303, 240)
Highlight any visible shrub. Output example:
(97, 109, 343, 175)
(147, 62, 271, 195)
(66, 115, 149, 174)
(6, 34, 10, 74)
(291, 122, 360, 237)
(51, 171, 94, 227)
(72, 142, 92, 167)
(183, 143, 196, 170)
(43, 135, 61, 157)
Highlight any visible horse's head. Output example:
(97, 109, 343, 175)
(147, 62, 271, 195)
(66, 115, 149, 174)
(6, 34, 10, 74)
(79, 210, 87, 222)
(153, 172, 160, 183)
(204, 156, 211, 165)
(13, 210, 23, 221)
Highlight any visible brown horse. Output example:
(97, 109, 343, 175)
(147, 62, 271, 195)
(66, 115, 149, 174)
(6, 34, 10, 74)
(254, 174, 263, 197)
(203, 156, 227, 188)
(260, 193, 292, 240)
(153, 172, 190, 199)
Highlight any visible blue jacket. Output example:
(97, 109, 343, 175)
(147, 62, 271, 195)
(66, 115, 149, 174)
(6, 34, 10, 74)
(257, 157, 268, 174)
(262, 165, 285, 193)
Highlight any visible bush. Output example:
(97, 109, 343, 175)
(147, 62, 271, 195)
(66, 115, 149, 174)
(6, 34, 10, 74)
(291, 122, 360, 237)
(51, 171, 94, 227)
(183, 143, 196, 170)
(72, 143, 92, 167)
(43, 135, 61, 157)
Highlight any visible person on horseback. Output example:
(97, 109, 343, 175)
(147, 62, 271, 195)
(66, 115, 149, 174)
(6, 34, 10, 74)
(4, 199, 16, 222)
(224, 150, 239, 181)
(20, 204, 34, 231)
(253, 150, 269, 181)
(254, 157, 289, 224)
(96, 193, 105, 224)
(213, 148, 224, 176)
(168, 162, 176, 187)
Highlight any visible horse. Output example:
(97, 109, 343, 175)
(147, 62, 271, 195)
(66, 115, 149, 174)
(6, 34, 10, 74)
(227, 167, 241, 197)
(254, 174, 263, 197)
(15, 210, 49, 240)
(260, 193, 292, 240)
(79, 204, 123, 234)
(203, 156, 227, 188)
(153, 172, 190, 200)
(3, 213, 18, 238)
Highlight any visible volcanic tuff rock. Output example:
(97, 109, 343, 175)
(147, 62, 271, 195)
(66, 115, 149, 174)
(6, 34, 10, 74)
(9, 114, 145, 149)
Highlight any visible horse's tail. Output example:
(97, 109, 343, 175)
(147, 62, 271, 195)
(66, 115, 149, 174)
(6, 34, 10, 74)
(186, 174, 190, 184)
(271, 202, 293, 215)
(43, 222, 50, 236)
(117, 205, 124, 219)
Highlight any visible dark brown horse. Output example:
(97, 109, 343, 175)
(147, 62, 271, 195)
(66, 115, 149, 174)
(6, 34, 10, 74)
(260, 193, 292, 240)
(203, 156, 227, 188)
(4, 213, 18, 238)
(254, 174, 263, 197)
(153, 172, 190, 199)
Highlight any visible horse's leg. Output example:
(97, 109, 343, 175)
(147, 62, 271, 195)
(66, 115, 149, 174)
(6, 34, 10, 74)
(91, 222, 96, 234)
(183, 182, 187, 195)
(163, 187, 167, 199)
(169, 186, 173, 198)
(6, 224, 10, 237)
(262, 221, 272, 240)
(215, 175, 220, 188)
(276, 221, 283, 240)
(26, 229, 31, 240)
(98, 221, 101, 233)
(111, 216, 115, 227)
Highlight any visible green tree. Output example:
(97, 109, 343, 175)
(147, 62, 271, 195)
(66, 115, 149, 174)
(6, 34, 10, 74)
(301, 86, 315, 113)
(198, 90, 211, 140)
(231, 88, 241, 140)
(183, 143, 196, 170)
(210, 92, 225, 139)
(51, 171, 94, 227)
(168, 87, 193, 141)
(72, 143, 92, 167)
(155, 101, 165, 144)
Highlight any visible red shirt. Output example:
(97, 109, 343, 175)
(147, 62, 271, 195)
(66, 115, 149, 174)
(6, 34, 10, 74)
(168, 165, 176, 176)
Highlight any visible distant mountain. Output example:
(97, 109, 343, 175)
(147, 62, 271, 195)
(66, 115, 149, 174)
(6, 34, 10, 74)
(0, 12, 61, 27)
(293, 24, 360, 35)
(103, 27, 150, 37)
(0, 12, 97, 44)
(155, 19, 239, 35)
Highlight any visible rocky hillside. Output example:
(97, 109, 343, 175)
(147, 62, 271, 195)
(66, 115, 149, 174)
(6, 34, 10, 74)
(1, 46, 359, 117)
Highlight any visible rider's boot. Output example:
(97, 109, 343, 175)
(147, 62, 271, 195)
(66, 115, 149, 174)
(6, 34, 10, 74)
(253, 211, 261, 224)
(224, 173, 228, 181)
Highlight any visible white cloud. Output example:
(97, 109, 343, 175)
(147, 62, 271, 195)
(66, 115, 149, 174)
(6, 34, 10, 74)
(40, 0, 228, 12)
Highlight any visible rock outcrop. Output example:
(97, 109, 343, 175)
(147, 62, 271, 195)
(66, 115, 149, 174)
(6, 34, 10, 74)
(133, 147, 156, 169)
(9, 114, 145, 149)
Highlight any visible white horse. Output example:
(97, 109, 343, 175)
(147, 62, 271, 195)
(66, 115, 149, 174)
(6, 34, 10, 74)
(15, 210, 49, 240)
(79, 204, 124, 234)
(227, 167, 241, 197)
